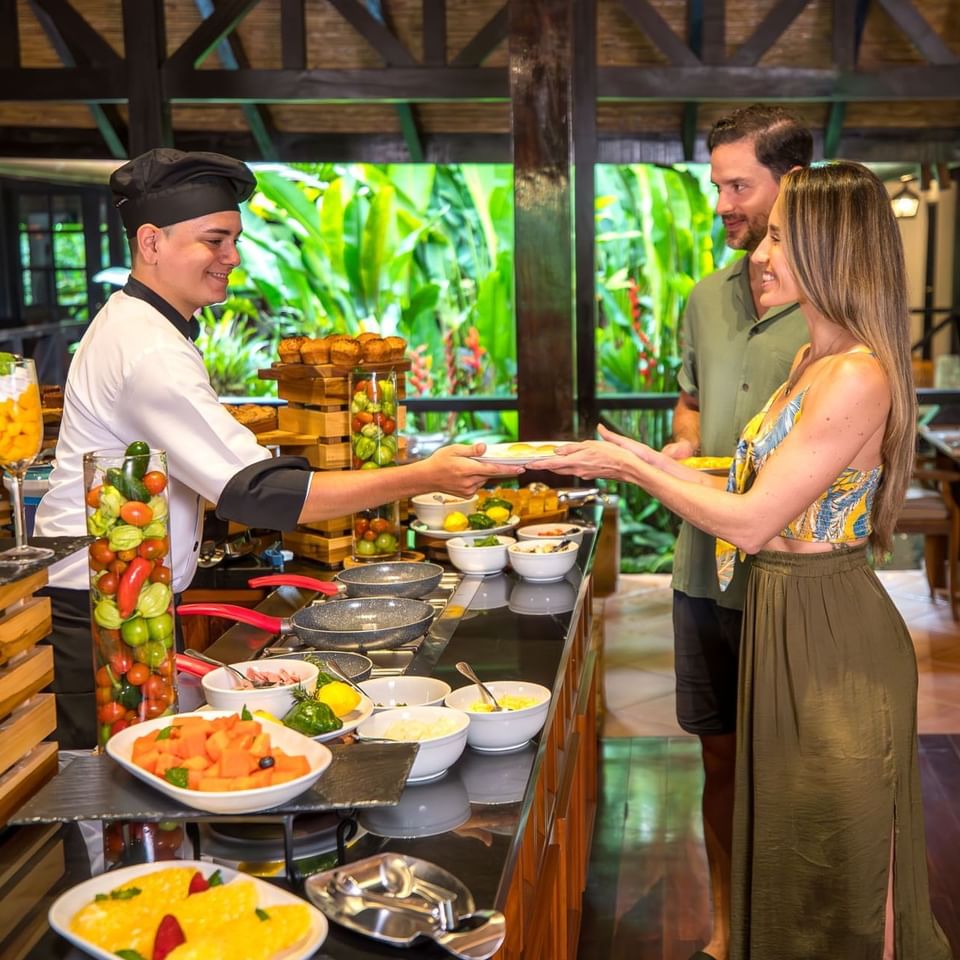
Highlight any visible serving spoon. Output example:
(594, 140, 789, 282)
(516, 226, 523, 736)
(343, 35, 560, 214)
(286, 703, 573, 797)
(183, 648, 275, 688)
(455, 661, 502, 712)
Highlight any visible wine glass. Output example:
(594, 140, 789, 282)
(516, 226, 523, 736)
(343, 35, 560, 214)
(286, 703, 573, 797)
(0, 356, 53, 564)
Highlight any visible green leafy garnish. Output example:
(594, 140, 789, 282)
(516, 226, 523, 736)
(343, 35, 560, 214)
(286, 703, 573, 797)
(255, 907, 270, 921)
(0, 352, 15, 376)
(116, 950, 147, 960)
(241, 704, 253, 721)
(156, 725, 173, 740)
(208, 869, 224, 887)
(111, 886, 142, 900)
(95, 893, 109, 902)
(164, 767, 189, 789)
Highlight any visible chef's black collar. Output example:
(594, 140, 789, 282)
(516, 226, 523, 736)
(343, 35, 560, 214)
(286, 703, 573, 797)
(122, 276, 201, 342)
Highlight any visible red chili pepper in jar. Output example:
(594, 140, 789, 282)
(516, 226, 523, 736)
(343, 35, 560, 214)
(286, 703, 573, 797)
(116, 557, 153, 619)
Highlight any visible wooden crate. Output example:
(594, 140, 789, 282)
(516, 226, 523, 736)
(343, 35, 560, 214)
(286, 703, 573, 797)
(278, 406, 349, 438)
(0, 822, 64, 947)
(0, 646, 53, 721)
(259, 359, 412, 381)
(0, 598, 51, 667)
(282, 530, 353, 565)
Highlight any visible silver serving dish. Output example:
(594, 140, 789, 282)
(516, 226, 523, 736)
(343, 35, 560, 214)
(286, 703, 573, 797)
(306, 853, 506, 959)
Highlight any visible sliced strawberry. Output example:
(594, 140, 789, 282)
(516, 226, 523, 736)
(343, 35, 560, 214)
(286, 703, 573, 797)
(187, 870, 209, 895)
(152, 914, 186, 960)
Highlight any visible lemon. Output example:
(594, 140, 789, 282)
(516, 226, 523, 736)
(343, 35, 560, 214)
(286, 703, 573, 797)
(484, 506, 510, 524)
(316, 681, 361, 718)
(443, 511, 469, 532)
(253, 709, 281, 725)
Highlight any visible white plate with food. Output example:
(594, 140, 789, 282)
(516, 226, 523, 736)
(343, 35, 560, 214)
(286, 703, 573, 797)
(311, 694, 374, 743)
(409, 516, 519, 540)
(472, 441, 562, 465)
(49, 860, 327, 960)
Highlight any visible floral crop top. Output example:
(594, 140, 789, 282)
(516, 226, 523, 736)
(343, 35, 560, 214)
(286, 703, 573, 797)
(715, 383, 882, 591)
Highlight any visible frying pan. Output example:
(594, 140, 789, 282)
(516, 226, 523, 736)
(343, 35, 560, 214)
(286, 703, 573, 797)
(177, 596, 436, 652)
(333, 561, 444, 599)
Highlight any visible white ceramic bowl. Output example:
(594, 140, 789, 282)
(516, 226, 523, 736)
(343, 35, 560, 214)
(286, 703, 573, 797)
(410, 493, 478, 529)
(358, 675, 452, 712)
(507, 538, 579, 583)
(357, 770, 471, 838)
(446, 535, 515, 576)
(356, 706, 469, 783)
(106, 710, 332, 814)
(201, 658, 319, 718)
(444, 681, 552, 752)
(515, 522, 586, 546)
(508, 574, 578, 616)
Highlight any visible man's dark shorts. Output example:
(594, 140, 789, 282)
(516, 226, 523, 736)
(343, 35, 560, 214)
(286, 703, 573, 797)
(673, 590, 743, 736)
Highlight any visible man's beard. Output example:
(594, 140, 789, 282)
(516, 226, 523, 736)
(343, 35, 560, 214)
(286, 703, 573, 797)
(725, 215, 768, 253)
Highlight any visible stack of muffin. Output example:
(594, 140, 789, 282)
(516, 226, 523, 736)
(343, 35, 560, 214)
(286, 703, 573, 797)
(278, 333, 407, 366)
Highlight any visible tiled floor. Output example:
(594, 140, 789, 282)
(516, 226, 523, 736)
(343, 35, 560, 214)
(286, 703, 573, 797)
(602, 567, 960, 737)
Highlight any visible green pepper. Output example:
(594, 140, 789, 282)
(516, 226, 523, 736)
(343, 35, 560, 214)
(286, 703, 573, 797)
(471, 535, 502, 547)
(108, 525, 144, 553)
(106, 467, 149, 503)
(481, 497, 514, 512)
(164, 767, 189, 789)
(87, 510, 114, 537)
(282, 697, 341, 736)
(124, 441, 151, 480)
(94, 598, 123, 630)
(142, 520, 167, 540)
(134, 640, 168, 669)
(351, 393, 369, 413)
(379, 380, 395, 402)
(381, 434, 398, 454)
(99, 485, 125, 519)
(116, 678, 142, 710)
(353, 435, 377, 461)
(136, 582, 172, 619)
(360, 422, 381, 440)
(467, 512, 496, 529)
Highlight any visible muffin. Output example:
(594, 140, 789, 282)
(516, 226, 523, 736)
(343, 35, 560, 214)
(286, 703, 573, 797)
(383, 336, 407, 361)
(278, 336, 307, 363)
(300, 337, 330, 364)
(330, 338, 362, 367)
(356, 332, 381, 346)
(361, 337, 390, 363)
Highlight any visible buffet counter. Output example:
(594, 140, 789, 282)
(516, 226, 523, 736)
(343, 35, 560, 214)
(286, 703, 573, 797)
(8, 507, 603, 960)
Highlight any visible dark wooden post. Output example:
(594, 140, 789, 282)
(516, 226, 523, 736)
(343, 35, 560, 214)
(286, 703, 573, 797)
(123, 0, 172, 155)
(510, 0, 574, 441)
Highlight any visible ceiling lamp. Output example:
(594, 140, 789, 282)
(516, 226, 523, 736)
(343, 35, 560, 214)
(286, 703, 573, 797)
(891, 176, 920, 219)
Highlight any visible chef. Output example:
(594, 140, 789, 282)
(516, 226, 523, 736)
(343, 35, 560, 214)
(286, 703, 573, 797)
(35, 147, 520, 748)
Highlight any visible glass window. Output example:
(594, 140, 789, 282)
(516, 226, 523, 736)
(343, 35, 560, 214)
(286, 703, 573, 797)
(51, 193, 83, 227)
(53, 231, 85, 269)
(55, 270, 87, 306)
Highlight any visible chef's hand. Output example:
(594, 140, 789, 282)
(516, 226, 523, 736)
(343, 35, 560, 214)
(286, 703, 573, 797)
(421, 443, 523, 497)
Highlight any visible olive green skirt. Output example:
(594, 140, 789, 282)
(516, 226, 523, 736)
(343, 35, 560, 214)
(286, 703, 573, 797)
(731, 547, 953, 959)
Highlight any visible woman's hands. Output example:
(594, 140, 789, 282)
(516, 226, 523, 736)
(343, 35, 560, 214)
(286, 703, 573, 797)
(419, 443, 523, 497)
(528, 426, 652, 482)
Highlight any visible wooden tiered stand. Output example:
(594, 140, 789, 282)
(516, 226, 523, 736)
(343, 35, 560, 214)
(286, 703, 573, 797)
(257, 360, 409, 566)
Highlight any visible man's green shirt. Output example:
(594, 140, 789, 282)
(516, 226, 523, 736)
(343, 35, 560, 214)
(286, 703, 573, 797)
(670, 256, 809, 609)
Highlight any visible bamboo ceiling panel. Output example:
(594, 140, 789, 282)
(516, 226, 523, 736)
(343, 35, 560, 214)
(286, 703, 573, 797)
(269, 103, 402, 133)
(414, 102, 510, 133)
(171, 105, 256, 131)
(304, 1, 392, 69)
(597, 0, 674, 67)
(0, 103, 96, 128)
(858, 1, 960, 68)
(844, 101, 960, 127)
(597, 102, 684, 133)
(445, 0, 509, 67)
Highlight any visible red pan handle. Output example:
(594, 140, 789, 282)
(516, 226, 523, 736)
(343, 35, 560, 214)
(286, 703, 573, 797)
(175, 653, 216, 677)
(176, 603, 285, 633)
(247, 574, 340, 595)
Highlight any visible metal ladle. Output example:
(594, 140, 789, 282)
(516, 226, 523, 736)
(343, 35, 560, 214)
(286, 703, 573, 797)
(455, 661, 502, 712)
(379, 855, 458, 930)
(332, 871, 438, 920)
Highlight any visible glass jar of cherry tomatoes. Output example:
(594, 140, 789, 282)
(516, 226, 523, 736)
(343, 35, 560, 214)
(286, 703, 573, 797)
(84, 444, 177, 751)
(349, 368, 402, 562)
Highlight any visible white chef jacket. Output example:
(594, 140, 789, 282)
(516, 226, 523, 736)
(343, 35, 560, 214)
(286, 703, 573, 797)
(35, 285, 287, 593)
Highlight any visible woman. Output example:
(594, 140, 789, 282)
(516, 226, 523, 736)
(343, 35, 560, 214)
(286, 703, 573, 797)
(533, 163, 952, 959)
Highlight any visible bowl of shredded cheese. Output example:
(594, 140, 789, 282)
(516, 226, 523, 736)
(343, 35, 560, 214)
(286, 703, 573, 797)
(444, 680, 552, 752)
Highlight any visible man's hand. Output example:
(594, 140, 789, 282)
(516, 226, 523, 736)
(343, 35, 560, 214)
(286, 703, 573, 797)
(662, 438, 697, 460)
(420, 443, 523, 497)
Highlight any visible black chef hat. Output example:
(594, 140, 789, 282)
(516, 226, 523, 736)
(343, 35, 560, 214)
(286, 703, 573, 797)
(110, 148, 256, 237)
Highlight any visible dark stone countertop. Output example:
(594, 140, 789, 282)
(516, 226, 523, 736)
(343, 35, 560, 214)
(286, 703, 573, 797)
(0, 535, 91, 586)
(16, 506, 603, 960)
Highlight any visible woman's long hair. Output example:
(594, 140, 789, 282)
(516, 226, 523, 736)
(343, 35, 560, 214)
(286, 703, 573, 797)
(779, 161, 914, 556)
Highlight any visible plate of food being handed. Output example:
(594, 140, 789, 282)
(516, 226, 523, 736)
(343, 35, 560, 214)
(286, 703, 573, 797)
(473, 441, 563, 465)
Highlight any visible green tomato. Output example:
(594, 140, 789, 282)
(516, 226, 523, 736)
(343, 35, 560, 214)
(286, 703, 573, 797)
(360, 461, 380, 470)
(374, 533, 398, 554)
(373, 445, 395, 466)
(146, 612, 174, 644)
(133, 640, 167, 669)
(120, 617, 149, 647)
(355, 538, 378, 557)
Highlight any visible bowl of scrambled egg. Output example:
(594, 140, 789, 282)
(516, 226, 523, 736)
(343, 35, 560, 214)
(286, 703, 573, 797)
(444, 680, 552, 752)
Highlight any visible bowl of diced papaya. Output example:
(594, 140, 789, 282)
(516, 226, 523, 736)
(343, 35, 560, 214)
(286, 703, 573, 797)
(106, 710, 333, 814)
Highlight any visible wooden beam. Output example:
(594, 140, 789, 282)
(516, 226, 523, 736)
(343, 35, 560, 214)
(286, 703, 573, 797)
(280, 0, 306, 69)
(326, 0, 417, 66)
(617, 0, 700, 67)
(26, 0, 126, 158)
(511, 0, 575, 441)
(123, 0, 171, 154)
(700, 0, 725, 65)
(194, 0, 277, 161)
(422, 0, 446, 66)
(166, 0, 261, 71)
(451, 3, 507, 67)
(29, 0, 121, 65)
(573, 0, 597, 435)
(0, 0, 21, 68)
(825, 0, 869, 159)
(875, 0, 958, 66)
(727, 0, 810, 68)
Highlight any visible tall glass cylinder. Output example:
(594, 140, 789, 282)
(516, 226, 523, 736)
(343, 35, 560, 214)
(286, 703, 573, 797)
(84, 448, 177, 751)
(349, 368, 401, 562)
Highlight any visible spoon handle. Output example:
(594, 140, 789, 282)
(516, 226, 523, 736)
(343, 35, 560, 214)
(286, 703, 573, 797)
(455, 661, 502, 712)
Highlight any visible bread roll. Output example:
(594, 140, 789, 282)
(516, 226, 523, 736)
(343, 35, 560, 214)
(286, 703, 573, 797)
(299, 337, 330, 364)
(356, 332, 380, 345)
(330, 338, 362, 367)
(383, 336, 407, 361)
(278, 336, 307, 363)
(361, 337, 390, 363)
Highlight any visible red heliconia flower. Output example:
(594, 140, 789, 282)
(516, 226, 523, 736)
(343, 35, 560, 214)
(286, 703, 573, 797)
(409, 344, 434, 396)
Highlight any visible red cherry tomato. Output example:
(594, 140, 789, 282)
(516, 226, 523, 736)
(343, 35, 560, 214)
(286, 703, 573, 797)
(144, 675, 172, 703)
(370, 518, 390, 534)
(127, 663, 150, 686)
(142, 471, 167, 495)
(382, 417, 396, 435)
(142, 698, 167, 719)
(363, 530, 376, 541)
(109, 559, 129, 575)
(98, 572, 119, 596)
(110, 719, 130, 735)
(117, 549, 138, 562)
(90, 539, 115, 565)
(96, 685, 113, 705)
(109, 650, 132, 676)
(354, 518, 370, 537)
(98, 701, 125, 724)
(156, 656, 174, 678)
(149, 564, 172, 585)
(86, 485, 102, 509)
(138, 538, 168, 561)
(95, 666, 113, 687)
(120, 501, 154, 527)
